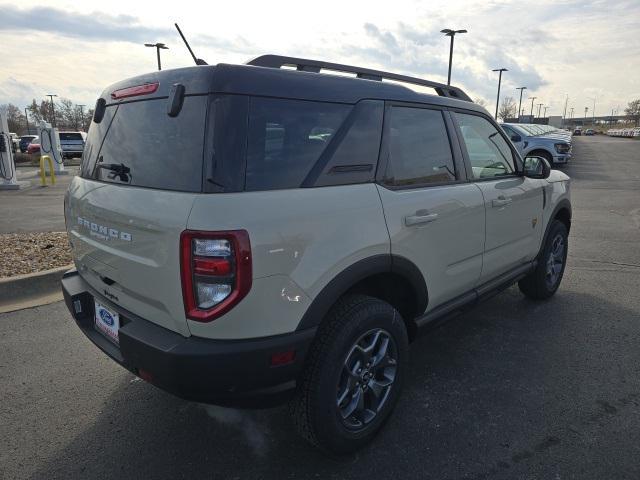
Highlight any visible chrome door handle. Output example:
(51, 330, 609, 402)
(405, 213, 439, 226)
(492, 196, 513, 207)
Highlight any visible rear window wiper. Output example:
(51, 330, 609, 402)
(97, 162, 131, 182)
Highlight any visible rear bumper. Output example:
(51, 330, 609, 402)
(61, 269, 316, 408)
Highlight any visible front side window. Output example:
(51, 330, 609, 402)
(455, 113, 516, 179)
(383, 107, 456, 187)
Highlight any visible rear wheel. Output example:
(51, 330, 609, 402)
(519, 220, 568, 299)
(290, 295, 408, 454)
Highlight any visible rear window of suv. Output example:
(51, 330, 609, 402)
(59, 133, 84, 141)
(81, 97, 207, 192)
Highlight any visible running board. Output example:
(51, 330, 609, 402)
(414, 261, 536, 329)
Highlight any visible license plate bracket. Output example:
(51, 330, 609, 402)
(94, 301, 120, 345)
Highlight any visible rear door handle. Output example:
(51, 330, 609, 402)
(405, 213, 439, 226)
(492, 196, 513, 208)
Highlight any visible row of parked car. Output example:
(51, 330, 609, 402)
(500, 123, 572, 166)
(12, 132, 87, 158)
(607, 128, 640, 138)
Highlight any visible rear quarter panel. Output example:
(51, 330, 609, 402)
(186, 184, 390, 339)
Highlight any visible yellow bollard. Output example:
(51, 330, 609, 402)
(39, 155, 56, 186)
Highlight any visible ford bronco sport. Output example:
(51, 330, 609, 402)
(62, 55, 571, 454)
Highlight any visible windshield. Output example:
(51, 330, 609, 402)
(59, 133, 84, 141)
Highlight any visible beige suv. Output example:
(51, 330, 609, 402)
(62, 55, 571, 454)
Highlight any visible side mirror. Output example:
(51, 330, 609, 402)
(510, 134, 522, 143)
(523, 156, 551, 179)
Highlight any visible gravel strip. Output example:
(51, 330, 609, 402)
(0, 232, 72, 278)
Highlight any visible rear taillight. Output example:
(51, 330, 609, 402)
(180, 230, 252, 322)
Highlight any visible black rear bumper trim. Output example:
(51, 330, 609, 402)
(62, 269, 316, 408)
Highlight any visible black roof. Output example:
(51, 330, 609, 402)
(101, 55, 486, 114)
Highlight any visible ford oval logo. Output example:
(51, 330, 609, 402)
(99, 309, 114, 326)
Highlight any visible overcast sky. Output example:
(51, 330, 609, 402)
(1, 0, 638, 118)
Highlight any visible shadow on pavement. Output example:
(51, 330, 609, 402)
(29, 287, 640, 480)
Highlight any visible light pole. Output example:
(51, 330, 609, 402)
(77, 104, 86, 131)
(516, 87, 527, 123)
(584, 106, 589, 126)
(46, 94, 57, 127)
(570, 107, 574, 120)
(24, 107, 30, 135)
(587, 96, 596, 126)
(543, 106, 549, 118)
(145, 42, 169, 71)
(529, 96, 537, 117)
(537, 103, 543, 118)
(492, 68, 508, 120)
(440, 29, 467, 86)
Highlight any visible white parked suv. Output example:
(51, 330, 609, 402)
(62, 55, 572, 454)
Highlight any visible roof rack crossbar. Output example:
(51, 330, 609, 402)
(246, 54, 472, 102)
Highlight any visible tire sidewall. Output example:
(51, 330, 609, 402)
(539, 220, 568, 294)
(312, 299, 408, 453)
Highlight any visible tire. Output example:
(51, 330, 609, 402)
(290, 294, 409, 454)
(532, 150, 554, 166)
(519, 220, 568, 300)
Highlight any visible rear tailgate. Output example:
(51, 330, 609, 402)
(66, 68, 212, 336)
(66, 179, 197, 336)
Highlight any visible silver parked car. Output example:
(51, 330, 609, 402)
(501, 123, 572, 166)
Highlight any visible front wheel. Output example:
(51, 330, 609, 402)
(290, 295, 409, 454)
(519, 220, 568, 299)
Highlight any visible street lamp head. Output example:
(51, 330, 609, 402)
(517, 86, 527, 90)
(441, 28, 467, 36)
(46, 94, 58, 97)
(492, 68, 508, 72)
(145, 43, 169, 49)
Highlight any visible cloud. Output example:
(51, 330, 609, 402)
(0, 5, 169, 43)
(0, 4, 256, 54)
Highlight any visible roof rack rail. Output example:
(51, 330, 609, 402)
(246, 54, 472, 102)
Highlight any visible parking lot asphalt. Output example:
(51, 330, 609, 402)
(1, 136, 639, 480)
(0, 165, 78, 234)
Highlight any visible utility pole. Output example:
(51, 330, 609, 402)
(46, 94, 58, 128)
(492, 68, 508, 120)
(24, 107, 30, 135)
(440, 29, 467, 86)
(516, 87, 527, 123)
(537, 103, 543, 118)
(570, 107, 574, 120)
(529, 96, 537, 117)
(563, 94, 569, 126)
(145, 42, 169, 71)
(543, 106, 549, 117)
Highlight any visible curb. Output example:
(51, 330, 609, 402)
(0, 265, 72, 313)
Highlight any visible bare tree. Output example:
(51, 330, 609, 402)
(498, 96, 517, 121)
(0, 104, 26, 133)
(625, 99, 640, 126)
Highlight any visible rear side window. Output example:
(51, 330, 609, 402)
(245, 98, 350, 191)
(383, 107, 456, 187)
(83, 97, 207, 192)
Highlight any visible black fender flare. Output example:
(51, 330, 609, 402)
(539, 198, 572, 257)
(295, 254, 428, 331)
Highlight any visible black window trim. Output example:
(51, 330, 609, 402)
(375, 101, 468, 191)
(448, 108, 524, 183)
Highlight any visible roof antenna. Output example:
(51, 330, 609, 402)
(174, 23, 208, 65)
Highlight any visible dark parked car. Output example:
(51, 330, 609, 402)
(573, 128, 582, 136)
(19, 135, 37, 153)
(585, 129, 595, 136)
